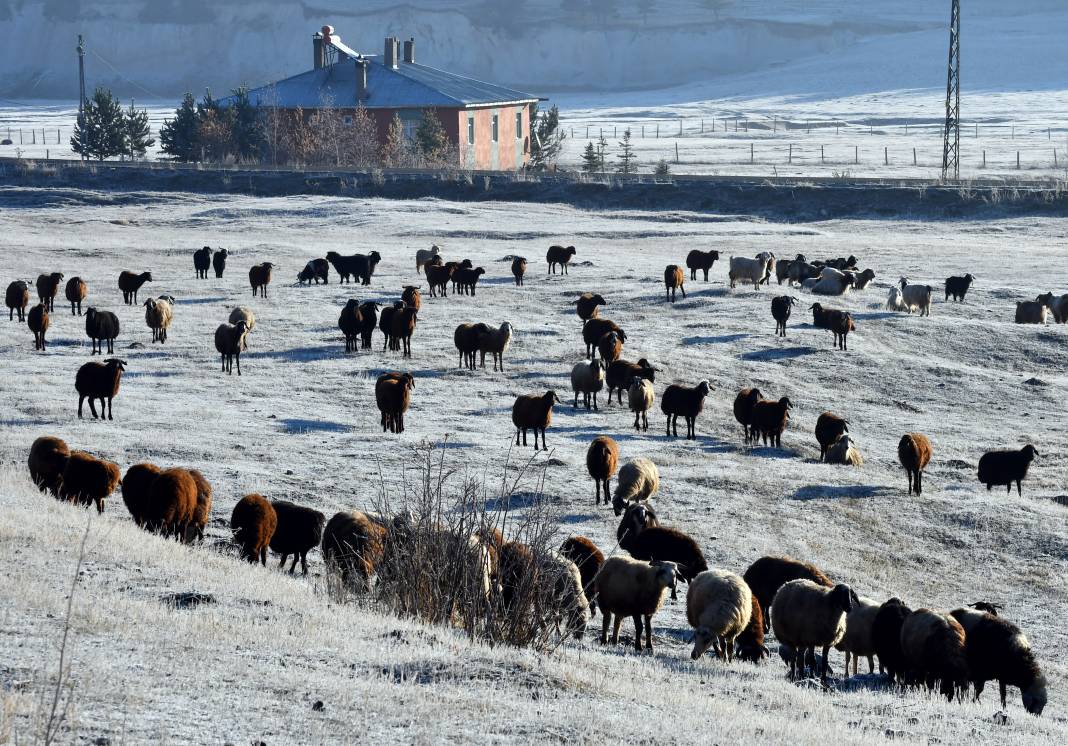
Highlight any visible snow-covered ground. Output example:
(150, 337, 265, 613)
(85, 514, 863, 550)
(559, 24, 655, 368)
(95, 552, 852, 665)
(1, 187, 1066, 742)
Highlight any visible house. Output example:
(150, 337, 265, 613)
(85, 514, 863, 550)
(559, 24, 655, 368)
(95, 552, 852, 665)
(229, 27, 542, 170)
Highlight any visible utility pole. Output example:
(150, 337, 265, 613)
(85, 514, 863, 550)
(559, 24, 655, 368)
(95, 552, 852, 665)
(941, 0, 961, 181)
(77, 35, 86, 115)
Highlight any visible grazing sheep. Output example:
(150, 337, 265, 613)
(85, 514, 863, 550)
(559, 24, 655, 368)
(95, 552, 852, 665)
(1049, 293, 1068, 323)
(898, 433, 933, 495)
(771, 295, 796, 337)
(732, 387, 764, 444)
(1015, 294, 1054, 324)
(121, 462, 160, 526)
(325, 250, 382, 285)
(808, 267, 853, 296)
(415, 245, 441, 273)
(322, 510, 388, 590)
(143, 297, 174, 344)
(546, 551, 591, 639)
(571, 359, 605, 411)
(688, 569, 753, 662)
(586, 436, 619, 505)
(28, 303, 49, 350)
(6, 280, 29, 321)
(559, 536, 604, 615)
(27, 436, 70, 496)
(231, 493, 278, 566)
(900, 609, 969, 701)
(511, 390, 561, 451)
(788, 261, 821, 287)
(873, 597, 913, 684)
(379, 301, 403, 350)
(619, 526, 708, 582)
(825, 433, 864, 466)
(65, 276, 87, 315)
(36, 272, 63, 311)
(949, 610, 1047, 715)
(215, 320, 250, 375)
(898, 278, 933, 316)
(594, 556, 679, 652)
(945, 274, 974, 302)
(815, 412, 849, 462)
(750, 396, 792, 448)
(616, 503, 660, 547)
(851, 268, 876, 290)
(118, 271, 152, 305)
(596, 331, 623, 364)
(606, 357, 657, 404)
(193, 246, 212, 278)
(58, 450, 120, 514)
(547, 245, 577, 274)
(375, 372, 415, 433)
(75, 357, 126, 420)
(144, 467, 197, 539)
(885, 286, 908, 311)
(298, 258, 329, 285)
(249, 262, 274, 298)
(686, 249, 720, 281)
(661, 380, 712, 439)
(389, 305, 418, 357)
(742, 556, 833, 634)
(511, 256, 527, 286)
(664, 265, 686, 302)
(454, 266, 486, 296)
(728, 255, 774, 289)
(401, 285, 421, 311)
(628, 377, 655, 432)
(771, 579, 858, 680)
(735, 595, 771, 663)
(835, 595, 882, 676)
(977, 444, 1039, 495)
(477, 322, 514, 372)
(455, 322, 492, 370)
(212, 248, 228, 278)
(574, 292, 607, 322)
(498, 540, 536, 611)
(425, 263, 453, 297)
(185, 469, 212, 543)
(775, 259, 794, 285)
(357, 301, 379, 349)
(84, 307, 120, 355)
(611, 458, 660, 516)
(270, 500, 326, 575)
(339, 299, 364, 352)
(582, 318, 625, 359)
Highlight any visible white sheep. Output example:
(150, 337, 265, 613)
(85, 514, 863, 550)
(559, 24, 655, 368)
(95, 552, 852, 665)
(885, 286, 908, 311)
(728, 255, 774, 289)
(143, 296, 174, 343)
(628, 376, 655, 432)
(570, 359, 605, 411)
(546, 551, 591, 640)
(771, 579, 858, 680)
(594, 555, 679, 652)
(611, 457, 660, 516)
(808, 267, 852, 296)
(415, 244, 441, 273)
(826, 433, 864, 466)
(834, 594, 881, 676)
(687, 569, 753, 662)
(477, 322, 513, 372)
(898, 278, 933, 316)
(229, 306, 256, 350)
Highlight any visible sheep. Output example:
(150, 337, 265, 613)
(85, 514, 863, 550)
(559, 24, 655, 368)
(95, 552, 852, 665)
(594, 555, 679, 652)
(36, 272, 63, 311)
(185, 469, 212, 543)
(728, 255, 773, 288)
(615, 502, 660, 545)
(545, 551, 591, 640)
(945, 273, 974, 302)
(339, 299, 364, 352)
(143, 297, 174, 344)
(834, 595, 882, 676)
(6, 280, 29, 321)
(498, 540, 536, 611)
(325, 250, 382, 285)
(771, 579, 858, 680)
(477, 322, 513, 372)
(606, 357, 656, 404)
(735, 595, 771, 663)
(872, 597, 913, 684)
(75, 357, 126, 420)
(28, 303, 49, 350)
(229, 306, 256, 335)
(611, 457, 660, 516)
(511, 256, 527, 286)
(454, 266, 486, 296)
(732, 387, 764, 444)
(685, 249, 720, 281)
(1052, 293, 1068, 323)
(215, 320, 250, 375)
(297, 257, 329, 285)
(415, 244, 440, 273)
(754, 251, 777, 285)
(825, 433, 864, 466)
(425, 263, 453, 297)
(1015, 293, 1054, 324)
(455, 322, 492, 370)
(582, 318, 625, 359)
(586, 435, 619, 505)
(900, 609, 969, 701)
(628, 377, 655, 432)
(212, 248, 228, 278)
(447, 261, 474, 294)
(851, 268, 876, 290)
(978, 444, 1039, 495)
(117, 271, 152, 305)
(144, 467, 197, 539)
(949, 610, 1047, 714)
(688, 569, 753, 662)
(897, 433, 933, 495)
(511, 390, 561, 451)
(389, 305, 418, 357)
(664, 265, 686, 302)
(559, 536, 604, 615)
(788, 261, 821, 286)
(661, 380, 712, 439)
(546, 245, 577, 274)
(574, 292, 606, 322)
(750, 396, 792, 447)
(898, 278, 933, 316)
(775, 258, 794, 285)
(742, 556, 833, 634)
(596, 331, 623, 364)
(808, 412, 849, 462)
(379, 301, 403, 350)
(808, 267, 853, 296)
(121, 462, 160, 526)
(193, 246, 212, 278)
(249, 262, 274, 298)
(231, 493, 278, 566)
(619, 526, 708, 582)
(375, 372, 415, 433)
(771, 295, 796, 337)
(58, 450, 120, 514)
(401, 285, 421, 311)
(269, 500, 326, 575)
(571, 359, 605, 411)
(27, 436, 69, 496)
(885, 286, 907, 311)
(809, 303, 854, 349)
(358, 301, 379, 349)
(65, 276, 87, 315)
(84, 307, 120, 355)
(322, 510, 388, 590)
(423, 254, 444, 276)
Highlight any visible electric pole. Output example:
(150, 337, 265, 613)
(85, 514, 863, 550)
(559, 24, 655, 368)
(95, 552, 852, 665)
(77, 35, 86, 115)
(941, 0, 961, 181)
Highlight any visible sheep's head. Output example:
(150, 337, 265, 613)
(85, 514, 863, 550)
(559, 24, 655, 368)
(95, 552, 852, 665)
(899, 277, 909, 289)
(143, 272, 154, 282)
(1036, 292, 1055, 308)
(326, 251, 340, 260)
(566, 246, 577, 256)
(429, 245, 440, 255)
(143, 298, 155, 308)
(697, 380, 712, 397)
(963, 273, 975, 283)
(234, 320, 249, 334)
(344, 299, 360, 310)
(218, 249, 228, 257)
(1021, 444, 1039, 460)
(1022, 674, 1048, 716)
(104, 358, 127, 372)
(459, 258, 472, 268)
(544, 390, 561, 405)
(830, 584, 858, 613)
(369, 251, 382, 263)
(652, 561, 679, 601)
(263, 262, 275, 270)
(809, 303, 823, 312)
(779, 396, 793, 411)
(691, 625, 717, 660)
(402, 373, 415, 390)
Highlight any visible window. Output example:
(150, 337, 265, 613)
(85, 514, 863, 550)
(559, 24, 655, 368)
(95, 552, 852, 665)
(403, 118, 418, 142)
(342, 115, 353, 126)
(467, 115, 475, 145)
(491, 114, 499, 143)
(516, 111, 523, 138)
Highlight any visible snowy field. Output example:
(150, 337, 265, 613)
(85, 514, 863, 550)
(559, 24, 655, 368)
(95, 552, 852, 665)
(1, 187, 1067, 742)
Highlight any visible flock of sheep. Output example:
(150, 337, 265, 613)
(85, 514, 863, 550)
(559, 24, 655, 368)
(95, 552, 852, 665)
(7, 238, 1055, 720)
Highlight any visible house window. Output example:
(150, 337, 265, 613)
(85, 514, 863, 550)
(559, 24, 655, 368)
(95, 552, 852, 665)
(492, 114, 499, 143)
(516, 111, 523, 138)
(467, 115, 475, 145)
(403, 118, 419, 142)
(343, 115, 354, 126)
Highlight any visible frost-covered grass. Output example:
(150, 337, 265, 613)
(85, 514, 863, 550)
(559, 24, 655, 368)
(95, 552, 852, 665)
(0, 189, 1066, 743)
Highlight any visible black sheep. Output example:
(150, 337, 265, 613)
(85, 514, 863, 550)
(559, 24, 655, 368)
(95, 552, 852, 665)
(978, 444, 1039, 495)
(299, 257, 330, 285)
(338, 299, 363, 352)
(615, 502, 659, 545)
(357, 301, 379, 349)
(212, 248, 228, 278)
(954, 612, 1047, 714)
(605, 358, 657, 405)
(619, 525, 707, 582)
(326, 250, 382, 285)
(872, 597, 912, 683)
(193, 246, 212, 279)
(75, 358, 127, 420)
(270, 500, 326, 575)
(771, 295, 796, 337)
(945, 273, 975, 302)
(85, 307, 120, 355)
(742, 556, 832, 633)
(685, 249, 720, 281)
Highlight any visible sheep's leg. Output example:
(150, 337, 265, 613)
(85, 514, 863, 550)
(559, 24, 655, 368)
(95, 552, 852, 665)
(278, 554, 288, 570)
(289, 555, 300, 574)
(666, 416, 671, 437)
(681, 285, 686, 299)
(867, 655, 874, 674)
(820, 645, 830, 681)
(88, 398, 98, 419)
(633, 410, 640, 430)
(236, 352, 241, 376)
(611, 615, 622, 645)
(78, 395, 85, 418)
(592, 391, 598, 411)
(260, 548, 268, 566)
(916, 470, 923, 495)
(632, 616, 643, 651)
(107, 397, 113, 421)
(642, 411, 648, 431)
(600, 613, 610, 644)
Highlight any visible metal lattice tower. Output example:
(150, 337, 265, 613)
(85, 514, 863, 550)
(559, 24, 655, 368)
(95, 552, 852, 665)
(941, 0, 961, 181)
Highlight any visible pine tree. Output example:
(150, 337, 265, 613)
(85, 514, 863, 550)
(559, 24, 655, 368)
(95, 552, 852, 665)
(529, 104, 564, 170)
(229, 87, 265, 163)
(415, 108, 449, 165)
(615, 128, 637, 174)
(580, 142, 599, 174)
(70, 87, 126, 161)
(159, 93, 199, 161)
(123, 101, 155, 159)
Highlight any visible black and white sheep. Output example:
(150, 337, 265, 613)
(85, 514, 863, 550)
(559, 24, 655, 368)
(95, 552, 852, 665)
(298, 258, 330, 285)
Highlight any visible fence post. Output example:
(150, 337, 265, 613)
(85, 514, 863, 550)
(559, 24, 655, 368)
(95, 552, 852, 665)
(982, 150, 986, 168)
(788, 143, 793, 164)
(675, 141, 679, 164)
(1055, 150, 1059, 168)
(836, 121, 839, 135)
(975, 123, 979, 138)
(854, 145, 858, 164)
(884, 146, 888, 166)
(905, 122, 908, 135)
(821, 145, 824, 164)
(614, 126, 617, 138)
(656, 123, 659, 138)
(19, 129, 23, 144)
(750, 142, 754, 164)
(773, 117, 777, 132)
(585, 126, 589, 138)
(32, 130, 36, 144)
(641, 125, 644, 138)
(702, 119, 705, 133)
(678, 120, 682, 136)
(913, 147, 917, 166)
(1017, 151, 1021, 169)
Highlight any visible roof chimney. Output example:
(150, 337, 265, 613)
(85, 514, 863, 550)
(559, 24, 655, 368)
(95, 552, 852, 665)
(356, 59, 369, 102)
(313, 32, 326, 70)
(384, 36, 399, 69)
(403, 38, 415, 64)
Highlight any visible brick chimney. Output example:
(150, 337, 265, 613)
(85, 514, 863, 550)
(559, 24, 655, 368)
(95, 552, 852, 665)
(403, 38, 415, 64)
(384, 36, 399, 69)
(313, 32, 326, 70)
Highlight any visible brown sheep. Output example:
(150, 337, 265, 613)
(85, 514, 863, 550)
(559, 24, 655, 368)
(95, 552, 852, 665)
(58, 450, 120, 514)
(121, 462, 161, 526)
(36, 272, 64, 312)
(231, 493, 278, 565)
(426, 263, 454, 297)
(455, 322, 492, 370)
(145, 467, 197, 539)
(249, 262, 274, 298)
(586, 436, 620, 506)
(511, 256, 527, 286)
(750, 396, 792, 447)
(6, 280, 29, 321)
(401, 285, 422, 311)
(186, 469, 213, 543)
(686, 249, 720, 281)
(270, 500, 326, 575)
(830, 311, 855, 350)
(322, 510, 388, 590)
(379, 301, 404, 351)
(661, 380, 712, 439)
(547, 245, 577, 274)
(215, 320, 250, 375)
(389, 305, 418, 357)
(453, 266, 486, 295)
(75, 358, 126, 420)
(898, 432, 933, 495)
(732, 387, 764, 444)
(664, 265, 686, 302)
(118, 270, 152, 305)
(582, 318, 625, 359)
(742, 556, 833, 634)
(735, 595, 771, 663)
(28, 303, 49, 350)
(28, 436, 70, 496)
(375, 372, 414, 433)
(606, 358, 658, 404)
(900, 609, 969, 701)
(815, 412, 849, 462)
(511, 390, 562, 451)
(559, 536, 605, 616)
(574, 292, 606, 322)
(65, 276, 88, 315)
(338, 299, 363, 352)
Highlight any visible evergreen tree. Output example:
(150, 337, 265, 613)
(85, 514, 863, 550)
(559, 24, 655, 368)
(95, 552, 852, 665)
(580, 142, 600, 174)
(229, 87, 265, 162)
(70, 87, 126, 161)
(615, 128, 637, 174)
(529, 103, 564, 170)
(415, 108, 449, 164)
(654, 159, 671, 177)
(160, 93, 199, 162)
(123, 101, 155, 159)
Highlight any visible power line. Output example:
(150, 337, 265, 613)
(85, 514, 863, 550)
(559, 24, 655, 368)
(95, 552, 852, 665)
(87, 47, 168, 101)
(941, 0, 961, 181)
